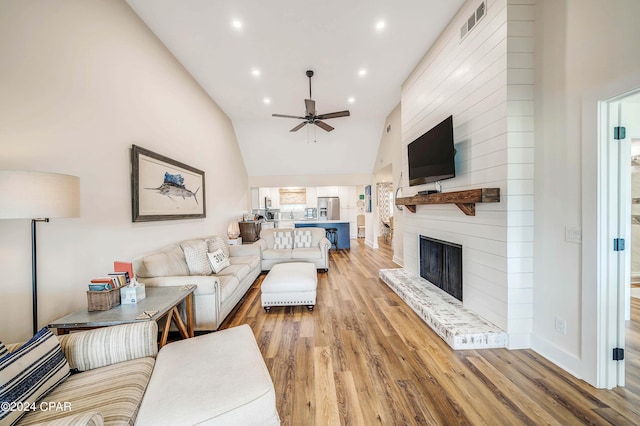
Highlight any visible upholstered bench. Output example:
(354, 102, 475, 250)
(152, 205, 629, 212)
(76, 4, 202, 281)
(261, 262, 318, 312)
(136, 324, 280, 425)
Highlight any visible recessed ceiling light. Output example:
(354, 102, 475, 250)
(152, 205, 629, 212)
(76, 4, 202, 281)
(251, 68, 261, 77)
(358, 68, 367, 77)
(375, 21, 386, 31)
(232, 19, 243, 29)
(348, 97, 355, 104)
(263, 97, 271, 105)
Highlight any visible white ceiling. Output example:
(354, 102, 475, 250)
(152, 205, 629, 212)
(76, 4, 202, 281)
(125, 0, 465, 178)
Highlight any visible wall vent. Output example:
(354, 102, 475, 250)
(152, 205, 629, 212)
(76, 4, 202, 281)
(460, 1, 486, 41)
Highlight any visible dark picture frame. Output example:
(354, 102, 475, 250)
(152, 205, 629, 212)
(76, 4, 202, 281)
(131, 145, 206, 222)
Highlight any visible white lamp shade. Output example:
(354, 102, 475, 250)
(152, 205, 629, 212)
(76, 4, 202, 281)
(0, 171, 80, 219)
(227, 221, 240, 239)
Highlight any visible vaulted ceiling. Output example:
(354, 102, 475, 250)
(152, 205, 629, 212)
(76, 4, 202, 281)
(125, 0, 465, 178)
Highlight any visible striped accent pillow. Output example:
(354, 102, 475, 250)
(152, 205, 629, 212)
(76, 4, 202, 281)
(0, 342, 7, 358)
(273, 231, 293, 249)
(294, 230, 313, 248)
(0, 327, 70, 425)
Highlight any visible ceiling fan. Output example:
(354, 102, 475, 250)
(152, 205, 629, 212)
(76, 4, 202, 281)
(272, 70, 350, 132)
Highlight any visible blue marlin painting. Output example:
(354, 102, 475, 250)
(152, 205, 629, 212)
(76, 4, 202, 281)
(146, 172, 200, 205)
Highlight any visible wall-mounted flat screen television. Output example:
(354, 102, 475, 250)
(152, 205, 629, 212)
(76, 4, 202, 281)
(408, 115, 455, 186)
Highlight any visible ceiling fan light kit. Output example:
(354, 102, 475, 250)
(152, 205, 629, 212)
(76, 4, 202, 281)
(272, 70, 350, 133)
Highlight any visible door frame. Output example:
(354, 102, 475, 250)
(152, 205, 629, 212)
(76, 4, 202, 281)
(581, 73, 640, 388)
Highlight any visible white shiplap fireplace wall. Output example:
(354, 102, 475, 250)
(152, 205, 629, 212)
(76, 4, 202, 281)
(400, 0, 533, 348)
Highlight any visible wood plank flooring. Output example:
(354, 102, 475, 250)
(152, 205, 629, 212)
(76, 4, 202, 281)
(221, 239, 640, 425)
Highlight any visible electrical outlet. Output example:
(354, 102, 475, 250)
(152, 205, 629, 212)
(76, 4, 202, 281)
(554, 317, 567, 335)
(565, 227, 582, 243)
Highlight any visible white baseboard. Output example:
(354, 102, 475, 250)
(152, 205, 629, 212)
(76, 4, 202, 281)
(392, 256, 403, 267)
(530, 333, 583, 380)
(506, 333, 530, 349)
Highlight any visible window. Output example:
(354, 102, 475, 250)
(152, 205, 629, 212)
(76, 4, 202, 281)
(279, 187, 306, 205)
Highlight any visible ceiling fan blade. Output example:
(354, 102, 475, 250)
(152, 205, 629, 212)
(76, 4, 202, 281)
(305, 99, 316, 116)
(273, 113, 306, 119)
(314, 121, 334, 132)
(290, 122, 307, 132)
(316, 110, 351, 120)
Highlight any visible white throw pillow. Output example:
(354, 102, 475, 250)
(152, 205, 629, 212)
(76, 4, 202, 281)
(273, 231, 293, 249)
(207, 248, 231, 273)
(294, 230, 313, 248)
(0, 328, 70, 425)
(206, 236, 230, 258)
(181, 240, 213, 276)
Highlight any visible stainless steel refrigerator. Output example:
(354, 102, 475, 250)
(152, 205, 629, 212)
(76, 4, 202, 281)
(317, 197, 340, 220)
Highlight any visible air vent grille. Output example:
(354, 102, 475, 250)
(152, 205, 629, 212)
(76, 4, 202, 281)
(460, 1, 486, 41)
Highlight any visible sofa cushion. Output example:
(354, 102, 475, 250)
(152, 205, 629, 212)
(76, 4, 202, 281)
(141, 245, 190, 277)
(292, 247, 323, 260)
(57, 322, 158, 372)
(293, 229, 313, 248)
(218, 275, 240, 302)
(229, 254, 261, 271)
(15, 357, 155, 426)
(273, 230, 293, 249)
(181, 240, 213, 276)
(214, 264, 250, 283)
(206, 236, 230, 258)
(262, 248, 293, 260)
(207, 248, 230, 274)
(0, 328, 70, 425)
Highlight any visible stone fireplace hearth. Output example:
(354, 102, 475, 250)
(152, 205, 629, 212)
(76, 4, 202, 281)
(379, 268, 507, 350)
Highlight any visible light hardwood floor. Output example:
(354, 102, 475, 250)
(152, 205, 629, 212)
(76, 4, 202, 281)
(221, 239, 640, 425)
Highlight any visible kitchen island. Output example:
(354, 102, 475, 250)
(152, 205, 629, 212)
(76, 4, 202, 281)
(293, 220, 350, 250)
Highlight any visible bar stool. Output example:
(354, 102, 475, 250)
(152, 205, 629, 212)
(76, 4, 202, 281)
(325, 228, 338, 250)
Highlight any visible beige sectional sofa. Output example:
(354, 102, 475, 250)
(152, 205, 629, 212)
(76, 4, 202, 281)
(132, 235, 261, 331)
(258, 227, 331, 272)
(7, 322, 279, 425)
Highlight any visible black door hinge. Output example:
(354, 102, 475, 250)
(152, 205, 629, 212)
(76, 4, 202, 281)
(613, 238, 625, 251)
(614, 126, 626, 140)
(613, 348, 625, 361)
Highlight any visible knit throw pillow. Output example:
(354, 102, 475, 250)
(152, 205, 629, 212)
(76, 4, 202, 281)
(206, 236, 230, 258)
(273, 231, 293, 249)
(294, 230, 313, 248)
(181, 240, 213, 275)
(0, 328, 70, 425)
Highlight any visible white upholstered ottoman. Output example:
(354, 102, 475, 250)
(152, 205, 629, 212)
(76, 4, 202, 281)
(136, 324, 280, 425)
(261, 262, 318, 312)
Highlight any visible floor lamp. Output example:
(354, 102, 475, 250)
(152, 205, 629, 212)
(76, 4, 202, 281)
(0, 171, 80, 335)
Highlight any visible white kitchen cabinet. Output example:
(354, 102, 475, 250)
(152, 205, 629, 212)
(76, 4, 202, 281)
(250, 188, 260, 210)
(305, 187, 318, 207)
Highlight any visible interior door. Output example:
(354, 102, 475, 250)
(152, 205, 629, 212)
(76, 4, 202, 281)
(607, 100, 630, 387)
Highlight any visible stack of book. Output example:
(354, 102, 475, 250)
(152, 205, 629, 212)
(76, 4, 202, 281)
(88, 271, 130, 291)
(87, 261, 134, 291)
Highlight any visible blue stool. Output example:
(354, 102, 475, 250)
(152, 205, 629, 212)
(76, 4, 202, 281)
(325, 228, 338, 250)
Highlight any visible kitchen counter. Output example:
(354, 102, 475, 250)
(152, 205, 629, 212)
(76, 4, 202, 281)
(294, 221, 350, 249)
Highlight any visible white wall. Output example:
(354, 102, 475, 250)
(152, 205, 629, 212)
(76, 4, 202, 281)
(374, 103, 404, 264)
(399, 0, 534, 347)
(533, 0, 640, 378)
(0, 0, 250, 342)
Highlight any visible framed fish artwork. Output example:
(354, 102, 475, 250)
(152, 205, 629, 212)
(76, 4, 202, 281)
(131, 145, 206, 222)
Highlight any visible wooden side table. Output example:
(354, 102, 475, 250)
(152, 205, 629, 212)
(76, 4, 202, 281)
(49, 285, 196, 348)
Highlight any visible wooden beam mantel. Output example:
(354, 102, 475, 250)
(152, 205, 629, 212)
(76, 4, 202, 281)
(395, 188, 500, 216)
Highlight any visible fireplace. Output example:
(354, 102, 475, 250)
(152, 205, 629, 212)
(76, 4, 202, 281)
(419, 235, 463, 301)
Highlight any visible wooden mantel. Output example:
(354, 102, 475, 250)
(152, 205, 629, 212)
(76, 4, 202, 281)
(395, 188, 500, 216)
